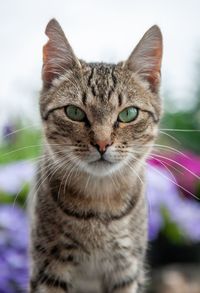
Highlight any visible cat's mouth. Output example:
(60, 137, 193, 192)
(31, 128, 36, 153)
(84, 155, 123, 176)
(90, 157, 113, 165)
(97, 157, 107, 162)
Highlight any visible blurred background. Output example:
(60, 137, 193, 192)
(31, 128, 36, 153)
(0, 0, 200, 292)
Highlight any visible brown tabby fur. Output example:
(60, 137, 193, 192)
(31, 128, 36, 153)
(29, 19, 163, 293)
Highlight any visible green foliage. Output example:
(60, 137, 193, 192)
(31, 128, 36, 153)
(160, 68, 200, 154)
(0, 183, 30, 206)
(161, 206, 186, 244)
(160, 109, 200, 155)
(0, 127, 41, 164)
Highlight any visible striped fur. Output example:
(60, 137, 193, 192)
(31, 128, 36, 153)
(29, 19, 163, 292)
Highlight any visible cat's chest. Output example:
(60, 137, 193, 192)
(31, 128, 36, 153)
(61, 216, 133, 275)
(62, 215, 132, 250)
(72, 222, 135, 293)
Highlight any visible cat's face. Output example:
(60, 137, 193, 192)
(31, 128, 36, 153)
(40, 19, 162, 177)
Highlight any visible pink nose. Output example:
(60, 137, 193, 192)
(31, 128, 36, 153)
(94, 140, 112, 154)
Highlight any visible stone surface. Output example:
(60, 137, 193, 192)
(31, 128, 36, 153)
(148, 265, 200, 293)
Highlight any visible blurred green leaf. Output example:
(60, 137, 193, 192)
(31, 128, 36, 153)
(0, 183, 30, 206)
(0, 126, 41, 164)
(159, 110, 200, 154)
(161, 206, 186, 244)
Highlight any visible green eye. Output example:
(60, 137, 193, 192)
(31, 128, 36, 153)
(65, 105, 86, 122)
(118, 107, 138, 123)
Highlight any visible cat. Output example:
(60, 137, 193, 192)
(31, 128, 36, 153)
(29, 18, 163, 293)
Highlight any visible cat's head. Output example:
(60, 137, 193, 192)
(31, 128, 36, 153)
(40, 19, 163, 177)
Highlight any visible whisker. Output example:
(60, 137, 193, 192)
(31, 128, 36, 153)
(27, 157, 66, 208)
(160, 128, 200, 132)
(59, 157, 77, 198)
(129, 153, 200, 201)
(125, 155, 152, 217)
(12, 155, 47, 208)
(148, 156, 177, 182)
(159, 130, 181, 144)
(22, 150, 74, 208)
(84, 170, 91, 193)
(127, 147, 196, 182)
(126, 142, 189, 159)
(126, 161, 144, 185)
(149, 154, 185, 176)
(2, 123, 41, 139)
(153, 144, 189, 158)
(152, 153, 200, 180)
(0, 143, 78, 159)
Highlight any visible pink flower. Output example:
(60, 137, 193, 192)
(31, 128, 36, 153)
(149, 151, 200, 198)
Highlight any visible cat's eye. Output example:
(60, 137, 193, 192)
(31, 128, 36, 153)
(65, 105, 86, 122)
(118, 106, 138, 123)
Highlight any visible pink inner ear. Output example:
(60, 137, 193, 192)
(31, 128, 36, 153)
(42, 42, 59, 85)
(42, 19, 80, 87)
(125, 25, 163, 93)
(42, 37, 68, 86)
(146, 46, 162, 92)
(146, 73, 160, 93)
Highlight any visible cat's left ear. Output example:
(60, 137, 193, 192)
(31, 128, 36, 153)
(124, 25, 163, 93)
(42, 18, 81, 88)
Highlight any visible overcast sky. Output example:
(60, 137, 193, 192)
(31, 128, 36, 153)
(1, 0, 200, 128)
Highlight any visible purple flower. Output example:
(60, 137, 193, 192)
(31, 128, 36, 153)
(0, 205, 28, 249)
(0, 205, 29, 292)
(146, 163, 180, 240)
(2, 124, 16, 144)
(170, 199, 200, 241)
(147, 160, 200, 242)
(148, 208, 163, 241)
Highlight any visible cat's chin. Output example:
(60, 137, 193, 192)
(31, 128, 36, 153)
(83, 159, 123, 177)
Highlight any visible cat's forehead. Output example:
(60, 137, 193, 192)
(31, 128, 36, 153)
(83, 62, 118, 103)
(82, 63, 119, 121)
(61, 62, 125, 108)
(81, 62, 152, 109)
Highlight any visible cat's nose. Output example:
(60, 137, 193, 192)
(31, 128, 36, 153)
(92, 140, 112, 154)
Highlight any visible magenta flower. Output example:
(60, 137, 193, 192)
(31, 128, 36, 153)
(149, 151, 200, 198)
(169, 152, 200, 197)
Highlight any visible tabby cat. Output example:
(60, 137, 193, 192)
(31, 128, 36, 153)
(29, 19, 163, 293)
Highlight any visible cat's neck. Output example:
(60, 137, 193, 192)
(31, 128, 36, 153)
(46, 156, 145, 199)
(45, 162, 145, 222)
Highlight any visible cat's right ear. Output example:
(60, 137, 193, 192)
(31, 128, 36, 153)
(42, 19, 81, 87)
(123, 25, 163, 93)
